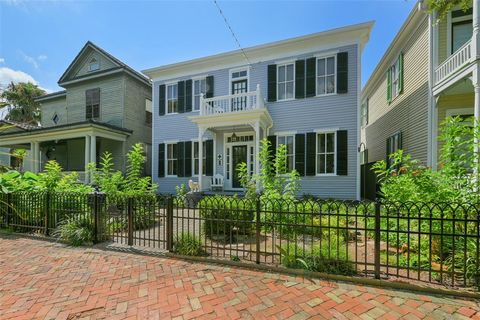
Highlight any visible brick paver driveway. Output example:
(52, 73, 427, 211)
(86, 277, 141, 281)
(0, 235, 479, 320)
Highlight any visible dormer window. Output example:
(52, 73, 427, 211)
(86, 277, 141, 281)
(88, 57, 100, 72)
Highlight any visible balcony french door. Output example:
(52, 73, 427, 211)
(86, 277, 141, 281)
(231, 79, 248, 111)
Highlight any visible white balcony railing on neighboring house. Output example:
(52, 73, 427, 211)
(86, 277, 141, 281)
(200, 84, 265, 116)
(434, 39, 473, 86)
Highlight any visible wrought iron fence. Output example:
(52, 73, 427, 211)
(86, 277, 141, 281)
(1, 192, 479, 289)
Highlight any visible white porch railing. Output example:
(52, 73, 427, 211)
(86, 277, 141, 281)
(200, 84, 265, 116)
(434, 39, 473, 86)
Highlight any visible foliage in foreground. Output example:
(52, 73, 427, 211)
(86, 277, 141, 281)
(173, 232, 205, 256)
(53, 217, 94, 246)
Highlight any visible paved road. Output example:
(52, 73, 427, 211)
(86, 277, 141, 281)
(0, 235, 479, 319)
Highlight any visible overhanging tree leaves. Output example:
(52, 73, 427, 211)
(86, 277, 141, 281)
(0, 82, 45, 125)
(427, 0, 472, 22)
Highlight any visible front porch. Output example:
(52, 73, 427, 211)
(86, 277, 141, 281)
(0, 121, 130, 182)
(188, 84, 272, 191)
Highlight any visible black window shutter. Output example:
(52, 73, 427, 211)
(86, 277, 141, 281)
(205, 76, 214, 98)
(185, 80, 192, 112)
(295, 134, 305, 176)
(295, 60, 305, 99)
(184, 141, 192, 177)
(178, 81, 185, 114)
(158, 143, 165, 177)
(306, 132, 316, 176)
(267, 65, 277, 102)
(337, 52, 348, 94)
(177, 141, 185, 177)
(205, 139, 214, 176)
(336, 130, 348, 176)
(159, 84, 166, 116)
(386, 136, 392, 165)
(305, 57, 316, 97)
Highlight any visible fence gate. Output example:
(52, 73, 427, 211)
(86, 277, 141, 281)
(101, 195, 168, 250)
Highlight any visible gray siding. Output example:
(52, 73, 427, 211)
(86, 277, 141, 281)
(152, 44, 359, 199)
(362, 17, 429, 164)
(40, 96, 67, 127)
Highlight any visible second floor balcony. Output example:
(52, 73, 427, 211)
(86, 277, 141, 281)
(434, 38, 473, 87)
(200, 84, 265, 116)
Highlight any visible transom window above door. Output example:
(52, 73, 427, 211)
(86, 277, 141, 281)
(277, 63, 294, 101)
(317, 56, 336, 95)
(166, 83, 178, 114)
(231, 70, 247, 79)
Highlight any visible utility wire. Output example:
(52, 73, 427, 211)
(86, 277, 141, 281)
(213, 0, 253, 68)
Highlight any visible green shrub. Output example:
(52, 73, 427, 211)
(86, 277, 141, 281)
(53, 216, 94, 246)
(199, 195, 255, 241)
(174, 232, 204, 256)
(279, 237, 355, 275)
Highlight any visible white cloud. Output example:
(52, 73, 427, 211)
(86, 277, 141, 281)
(19, 51, 39, 69)
(0, 67, 37, 86)
(37, 55, 47, 61)
(0, 58, 4, 64)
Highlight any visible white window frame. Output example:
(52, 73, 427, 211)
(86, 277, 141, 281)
(277, 134, 295, 172)
(316, 55, 337, 96)
(361, 99, 369, 127)
(88, 57, 100, 72)
(192, 140, 207, 177)
(166, 82, 178, 115)
(277, 62, 295, 101)
(389, 56, 401, 101)
(315, 130, 337, 176)
(192, 76, 207, 112)
(447, 9, 473, 56)
(229, 67, 250, 94)
(166, 143, 178, 177)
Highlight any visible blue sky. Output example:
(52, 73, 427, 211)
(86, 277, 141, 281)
(0, 0, 416, 93)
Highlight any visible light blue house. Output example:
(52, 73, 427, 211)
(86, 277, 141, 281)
(143, 22, 373, 199)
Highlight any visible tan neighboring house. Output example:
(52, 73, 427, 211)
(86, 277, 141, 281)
(0, 42, 152, 181)
(361, 0, 480, 199)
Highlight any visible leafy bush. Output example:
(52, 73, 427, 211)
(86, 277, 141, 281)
(199, 195, 255, 241)
(174, 232, 205, 256)
(279, 237, 355, 275)
(53, 216, 94, 246)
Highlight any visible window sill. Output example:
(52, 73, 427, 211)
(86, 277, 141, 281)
(315, 93, 337, 97)
(315, 173, 337, 177)
(165, 175, 178, 178)
(165, 112, 179, 116)
(277, 98, 295, 102)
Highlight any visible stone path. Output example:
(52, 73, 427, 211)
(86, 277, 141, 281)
(0, 234, 479, 319)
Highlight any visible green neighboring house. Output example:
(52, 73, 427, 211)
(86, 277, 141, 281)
(0, 41, 152, 181)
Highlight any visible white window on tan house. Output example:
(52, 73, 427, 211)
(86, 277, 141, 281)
(387, 54, 403, 103)
(316, 132, 336, 175)
(450, 9, 473, 54)
(361, 99, 369, 127)
(277, 63, 294, 101)
(166, 83, 178, 114)
(166, 143, 177, 176)
(277, 135, 295, 172)
(317, 56, 336, 95)
(88, 57, 100, 72)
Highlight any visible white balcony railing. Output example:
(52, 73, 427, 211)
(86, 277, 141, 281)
(434, 39, 473, 86)
(200, 84, 265, 116)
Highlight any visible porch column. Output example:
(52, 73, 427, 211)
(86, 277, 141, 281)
(474, 0, 480, 59)
(84, 135, 91, 183)
(90, 135, 97, 166)
(198, 127, 205, 191)
(474, 64, 480, 181)
(30, 141, 39, 173)
(254, 122, 260, 191)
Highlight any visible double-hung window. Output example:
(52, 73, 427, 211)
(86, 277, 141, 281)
(317, 56, 336, 95)
(166, 143, 177, 176)
(451, 9, 473, 54)
(316, 132, 336, 174)
(386, 132, 402, 168)
(361, 99, 369, 127)
(193, 141, 206, 176)
(388, 54, 403, 102)
(277, 63, 294, 100)
(85, 88, 100, 120)
(193, 78, 207, 111)
(166, 83, 178, 114)
(277, 135, 295, 172)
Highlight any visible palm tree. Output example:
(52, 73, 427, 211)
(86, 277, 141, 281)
(0, 82, 45, 125)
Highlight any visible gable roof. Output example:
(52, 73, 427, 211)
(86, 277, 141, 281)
(58, 41, 151, 87)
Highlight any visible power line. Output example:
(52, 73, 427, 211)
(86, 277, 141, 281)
(213, 0, 252, 68)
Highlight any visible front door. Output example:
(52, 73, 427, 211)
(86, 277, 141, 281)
(231, 79, 248, 111)
(232, 145, 247, 188)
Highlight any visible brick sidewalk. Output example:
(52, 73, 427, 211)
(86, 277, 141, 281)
(0, 235, 479, 320)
